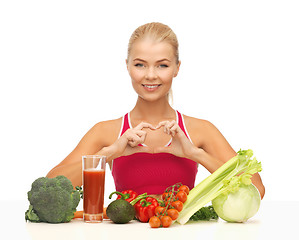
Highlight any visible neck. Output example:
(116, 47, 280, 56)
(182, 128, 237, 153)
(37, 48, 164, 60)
(131, 96, 175, 123)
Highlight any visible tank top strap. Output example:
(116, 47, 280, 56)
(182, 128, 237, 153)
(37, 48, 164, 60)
(119, 111, 192, 143)
(119, 113, 130, 138)
(176, 110, 193, 143)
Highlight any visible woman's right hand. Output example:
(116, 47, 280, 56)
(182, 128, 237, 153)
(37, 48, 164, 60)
(110, 122, 156, 158)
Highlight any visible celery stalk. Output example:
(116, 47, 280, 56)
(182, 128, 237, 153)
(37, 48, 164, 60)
(176, 149, 262, 225)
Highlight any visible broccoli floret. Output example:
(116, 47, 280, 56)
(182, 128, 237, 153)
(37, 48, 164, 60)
(25, 175, 80, 223)
(25, 205, 40, 222)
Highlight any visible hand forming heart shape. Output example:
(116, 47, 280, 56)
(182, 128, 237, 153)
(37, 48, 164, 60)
(115, 120, 195, 160)
(142, 126, 172, 149)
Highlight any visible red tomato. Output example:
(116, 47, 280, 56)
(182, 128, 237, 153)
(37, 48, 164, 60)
(171, 200, 184, 212)
(162, 191, 174, 201)
(161, 215, 173, 228)
(176, 191, 188, 203)
(149, 216, 161, 228)
(178, 185, 190, 195)
(166, 208, 179, 220)
(155, 206, 166, 216)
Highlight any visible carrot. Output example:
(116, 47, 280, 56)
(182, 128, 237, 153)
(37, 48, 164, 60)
(73, 208, 109, 220)
(103, 207, 109, 219)
(73, 210, 83, 219)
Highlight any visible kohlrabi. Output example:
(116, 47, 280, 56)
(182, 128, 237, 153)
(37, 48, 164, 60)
(212, 183, 261, 222)
(176, 149, 262, 225)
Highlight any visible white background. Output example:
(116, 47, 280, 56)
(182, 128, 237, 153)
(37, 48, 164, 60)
(0, 0, 298, 204)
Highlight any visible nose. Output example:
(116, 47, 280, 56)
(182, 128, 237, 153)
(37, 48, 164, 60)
(145, 67, 157, 80)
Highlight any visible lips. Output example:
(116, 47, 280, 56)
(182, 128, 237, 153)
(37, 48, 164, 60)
(142, 84, 162, 91)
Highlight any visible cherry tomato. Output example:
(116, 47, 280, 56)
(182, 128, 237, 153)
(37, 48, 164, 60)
(178, 185, 190, 195)
(176, 191, 188, 203)
(155, 206, 166, 216)
(162, 192, 168, 200)
(161, 215, 173, 228)
(164, 200, 172, 208)
(166, 208, 179, 220)
(149, 216, 161, 228)
(162, 191, 173, 201)
(171, 200, 184, 212)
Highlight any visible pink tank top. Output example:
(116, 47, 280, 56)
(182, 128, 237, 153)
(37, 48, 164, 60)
(111, 110, 198, 194)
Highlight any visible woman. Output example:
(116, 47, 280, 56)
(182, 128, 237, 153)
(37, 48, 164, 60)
(47, 22, 265, 199)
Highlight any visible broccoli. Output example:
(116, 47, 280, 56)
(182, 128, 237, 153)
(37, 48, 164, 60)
(25, 175, 81, 223)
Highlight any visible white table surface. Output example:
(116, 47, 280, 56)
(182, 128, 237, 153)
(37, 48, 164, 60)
(2, 200, 298, 240)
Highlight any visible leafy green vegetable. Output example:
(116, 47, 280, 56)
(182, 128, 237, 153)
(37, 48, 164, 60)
(25, 175, 81, 223)
(176, 149, 262, 225)
(75, 186, 83, 199)
(25, 205, 40, 222)
(189, 205, 218, 221)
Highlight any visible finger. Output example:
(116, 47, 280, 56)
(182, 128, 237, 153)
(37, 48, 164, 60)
(169, 125, 179, 137)
(165, 120, 176, 135)
(128, 135, 142, 147)
(128, 141, 137, 147)
(156, 121, 170, 134)
(156, 120, 176, 128)
(156, 121, 168, 129)
(138, 131, 146, 143)
(134, 130, 146, 137)
(157, 120, 176, 135)
(135, 122, 156, 131)
(132, 130, 147, 144)
(123, 145, 153, 156)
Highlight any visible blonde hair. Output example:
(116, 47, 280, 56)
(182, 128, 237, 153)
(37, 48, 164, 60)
(127, 22, 179, 103)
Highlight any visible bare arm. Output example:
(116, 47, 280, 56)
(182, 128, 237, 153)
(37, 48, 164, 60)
(156, 118, 265, 199)
(46, 120, 120, 187)
(191, 119, 265, 199)
(46, 119, 156, 187)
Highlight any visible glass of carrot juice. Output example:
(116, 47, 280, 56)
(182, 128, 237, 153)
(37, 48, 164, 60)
(82, 155, 106, 223)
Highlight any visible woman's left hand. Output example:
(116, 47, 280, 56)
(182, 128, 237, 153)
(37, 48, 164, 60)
(154, 120, 198, 159)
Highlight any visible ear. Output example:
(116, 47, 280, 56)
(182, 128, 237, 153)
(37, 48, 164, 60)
(126, 59, 129, 70)
(174, 60, 181, 77)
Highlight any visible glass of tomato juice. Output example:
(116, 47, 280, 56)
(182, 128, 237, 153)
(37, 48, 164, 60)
(82, 155, 106, 223)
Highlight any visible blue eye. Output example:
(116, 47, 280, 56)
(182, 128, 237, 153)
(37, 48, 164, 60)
(135, 63, 144, 67)
(159, 64, 168, 68)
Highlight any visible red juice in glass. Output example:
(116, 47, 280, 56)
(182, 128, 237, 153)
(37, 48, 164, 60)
(82, 156, 106, 223)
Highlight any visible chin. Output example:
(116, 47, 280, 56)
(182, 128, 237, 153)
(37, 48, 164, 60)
(139, 95, 168, 103)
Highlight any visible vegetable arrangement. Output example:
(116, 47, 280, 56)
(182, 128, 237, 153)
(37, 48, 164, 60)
(26, 149, 262, 227)
(148, 183, 189, 228)
(177, 149, 262, 224)
(105, 183, 191, 227)
(134, 196, 160, 222)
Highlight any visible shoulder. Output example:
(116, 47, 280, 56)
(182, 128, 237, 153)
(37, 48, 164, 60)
(82, 117, 123, 147)
(93, 117, 123, 132)
(182, 114, 220, 147)
(182, 114, 216, 132)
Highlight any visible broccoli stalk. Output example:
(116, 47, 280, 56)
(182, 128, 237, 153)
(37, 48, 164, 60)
(25, 175, 81, 223)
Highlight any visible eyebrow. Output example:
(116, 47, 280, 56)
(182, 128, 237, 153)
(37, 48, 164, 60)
(133, 58, 171, 63)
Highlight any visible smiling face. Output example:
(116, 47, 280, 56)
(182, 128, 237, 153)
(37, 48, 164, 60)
(127, 38, 181, 102)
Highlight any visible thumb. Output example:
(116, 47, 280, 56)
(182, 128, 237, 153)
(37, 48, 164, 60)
(153, 146, 172, 154)
(133, 145, 153, 154)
